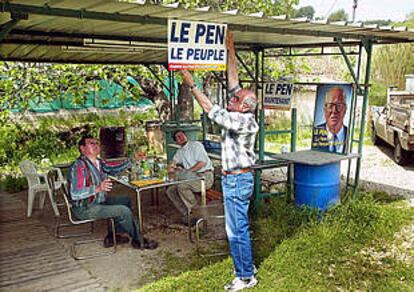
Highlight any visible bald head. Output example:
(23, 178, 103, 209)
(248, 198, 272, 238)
(227, 88, 257, 113)
(324, 86, 347, 134)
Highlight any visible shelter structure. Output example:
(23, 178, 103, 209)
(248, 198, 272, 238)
(2, 0, 414, 204)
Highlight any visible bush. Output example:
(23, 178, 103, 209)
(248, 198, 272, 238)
(0, 175, 27, 193)
(1, 110, 157, 180)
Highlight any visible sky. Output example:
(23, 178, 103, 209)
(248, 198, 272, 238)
(299, 0, 414, 22)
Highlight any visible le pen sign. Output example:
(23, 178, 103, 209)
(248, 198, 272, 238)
(168, 19, 227, 71)
(263, 81, 294, 110)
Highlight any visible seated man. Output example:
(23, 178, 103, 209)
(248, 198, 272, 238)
(68, 134, 158, 249)
(166, 130, 214, 225)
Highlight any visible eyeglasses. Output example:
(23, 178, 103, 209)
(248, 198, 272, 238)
(325, 103, 346, 112)
(86, 141, 99, 145)
(229, 95, 241, 103)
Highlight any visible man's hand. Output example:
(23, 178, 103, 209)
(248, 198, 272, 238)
(181, 70, 195, 87)
(96, 178, 113, 193)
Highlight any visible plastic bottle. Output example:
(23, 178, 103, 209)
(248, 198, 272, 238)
(141, 160, 151, 179)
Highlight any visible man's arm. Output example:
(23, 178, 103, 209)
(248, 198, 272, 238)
(101, 158, 132, 175)
(182, 70, 213, 113)
(167, 160, 178, 174)
(226, 30, 240, 92)
(68, 161, 97, 201)
(189, 161, 206, 172)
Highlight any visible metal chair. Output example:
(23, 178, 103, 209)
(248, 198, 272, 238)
(190, 203, 228, 257)
(51, 173, 117, 260)
(19, 160, 65, 217)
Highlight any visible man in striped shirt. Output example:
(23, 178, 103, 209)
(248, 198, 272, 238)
(182, 30, 259, 291)
(68, 135, 158, 250)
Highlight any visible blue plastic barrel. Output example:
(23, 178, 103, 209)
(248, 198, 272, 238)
(294, 162, 340, 211)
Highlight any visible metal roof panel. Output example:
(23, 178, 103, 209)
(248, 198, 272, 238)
(1, 1, 414, 64)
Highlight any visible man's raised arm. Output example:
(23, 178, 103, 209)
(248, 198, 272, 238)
(181, 70, 213, 113)
(226, 30, 240, 94)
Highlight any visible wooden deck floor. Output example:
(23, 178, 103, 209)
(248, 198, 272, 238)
(0, 192, 105, 291)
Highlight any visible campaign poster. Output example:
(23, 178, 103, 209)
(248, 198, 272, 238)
(263, 81, 294, 110)
(168, 19, 227, 71)
(311, 83, 353, 154)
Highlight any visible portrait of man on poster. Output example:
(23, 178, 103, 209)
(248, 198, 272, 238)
(312, 84, 352, 154)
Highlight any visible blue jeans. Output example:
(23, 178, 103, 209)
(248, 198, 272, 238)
(72, 195, 140, 241)
(222, 172, 254, 279)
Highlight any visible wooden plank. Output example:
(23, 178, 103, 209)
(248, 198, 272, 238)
(0, 192, 104, 291)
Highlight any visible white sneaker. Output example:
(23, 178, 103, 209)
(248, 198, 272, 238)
(224, 276, 258, 291)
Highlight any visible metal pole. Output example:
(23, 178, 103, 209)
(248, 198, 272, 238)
(254, 49, 264, 208)
(168, 69, 174, 122)
(288, 108, 297, 201)
(346, 44, 362, 192)
(354, 39, 373, 198)
(352, 0, 358, 23)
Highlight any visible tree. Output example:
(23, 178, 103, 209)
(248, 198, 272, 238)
(406, 10, 414, 21)
(328, 9, 348, 22)
(294, 5, 315, 19)
(1, 0, 302, 123)
(363, 20, 392, 26)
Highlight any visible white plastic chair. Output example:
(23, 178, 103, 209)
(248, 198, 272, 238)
(19, 160, 65, 217)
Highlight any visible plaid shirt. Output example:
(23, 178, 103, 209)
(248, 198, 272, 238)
(208, 105, 258, 172)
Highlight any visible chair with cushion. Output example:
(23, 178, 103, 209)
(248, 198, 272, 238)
(50, 173, 117, 260)
(19, 160, 65, 217)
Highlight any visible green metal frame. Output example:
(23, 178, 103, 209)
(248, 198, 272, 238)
(1, 3, 378, 205)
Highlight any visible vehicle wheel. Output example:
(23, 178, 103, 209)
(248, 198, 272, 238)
(371, 125, 380, 145)
(394, 137, 409, 165)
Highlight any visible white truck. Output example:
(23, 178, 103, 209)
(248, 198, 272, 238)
(371, 75, 414, 165)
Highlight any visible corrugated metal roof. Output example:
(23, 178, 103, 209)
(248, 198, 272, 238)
(1, 0, 413, 64)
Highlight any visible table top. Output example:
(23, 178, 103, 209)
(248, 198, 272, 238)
(109, 172, 204, 191)
(268, 150, 359, 165)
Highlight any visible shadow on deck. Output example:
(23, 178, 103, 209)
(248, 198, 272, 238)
(0, 192, 105, 291)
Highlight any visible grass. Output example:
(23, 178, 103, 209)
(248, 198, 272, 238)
(138, 192, 414, 291)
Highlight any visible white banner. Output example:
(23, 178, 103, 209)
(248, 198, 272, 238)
(168, 19, 227, 71)
(263, 81, 294, 110)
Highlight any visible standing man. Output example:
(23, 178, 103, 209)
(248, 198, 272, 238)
(181, 30, 259, 291)
(312, 86, 348, 153)
(68, 135, 158, 250)
(166, 130, 214, 225)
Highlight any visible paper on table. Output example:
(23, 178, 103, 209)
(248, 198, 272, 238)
(130, 179, 164, 187)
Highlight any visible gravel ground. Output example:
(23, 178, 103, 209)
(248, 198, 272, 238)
(347, 144, 414, 198)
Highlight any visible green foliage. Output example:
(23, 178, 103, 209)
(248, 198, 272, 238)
(0, 62, 151, 115)
(363, 19, 392, 26)
(263, 112, 313, 151)
(371, 18, 414, 97)
(372, 43, 414, 90)
(0, 175, 27, 193)
(369, 82, 388, 106)
(0, 111, 157, 184)
(328, 9, 348, 22)
(139, 193, 414, 291)
(161, 0, 299, 16)
(294, 5, 315, 19)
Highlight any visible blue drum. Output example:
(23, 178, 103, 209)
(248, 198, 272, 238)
(294, 162, 340, 211)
